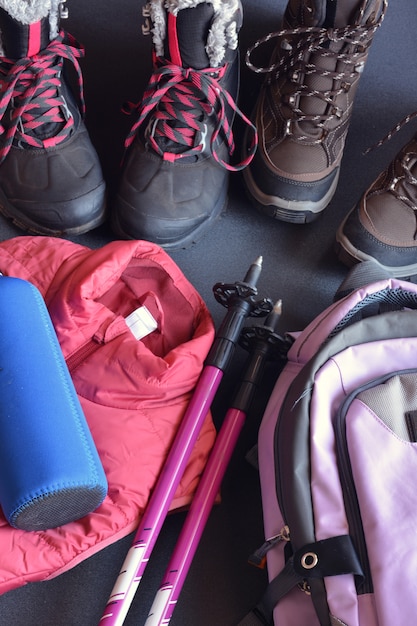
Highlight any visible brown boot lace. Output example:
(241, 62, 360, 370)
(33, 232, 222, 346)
(246, 0, 388, 144)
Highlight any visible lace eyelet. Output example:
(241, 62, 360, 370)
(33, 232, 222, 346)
(389, 177, 399, 191)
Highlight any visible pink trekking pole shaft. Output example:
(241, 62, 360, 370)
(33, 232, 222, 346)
(99, 257, 272, 626)
(144, 300, 286, 625)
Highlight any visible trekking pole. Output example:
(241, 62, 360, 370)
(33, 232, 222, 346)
(99, 257, 273, 626)
(144, 300, 287, 625)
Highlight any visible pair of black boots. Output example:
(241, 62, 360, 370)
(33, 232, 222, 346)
(0, 0, 254, 248)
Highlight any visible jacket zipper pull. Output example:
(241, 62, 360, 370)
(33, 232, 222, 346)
(66, 337, 103, 373)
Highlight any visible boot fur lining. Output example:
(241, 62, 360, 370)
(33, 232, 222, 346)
(150, 0, 240, 67)
(0, 0, 61, 54)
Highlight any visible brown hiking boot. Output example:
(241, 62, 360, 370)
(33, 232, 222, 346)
(243, 0, 387, 223)
(336, 131, 417, 278)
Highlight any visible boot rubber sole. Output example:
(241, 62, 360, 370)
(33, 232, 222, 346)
(112, 188, 227, 250)
(243, 163, 340, 224)
(335, 214, 417, 279)
(0, 186, 107, 236)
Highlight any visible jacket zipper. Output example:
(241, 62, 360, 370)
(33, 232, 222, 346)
(66, 338, 102, 373)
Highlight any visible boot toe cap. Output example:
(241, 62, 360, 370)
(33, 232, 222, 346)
(113, 143, 228, 248)
(0, 124, 107, 235)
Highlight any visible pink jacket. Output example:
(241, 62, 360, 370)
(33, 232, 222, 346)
(0, 236, 216, 593)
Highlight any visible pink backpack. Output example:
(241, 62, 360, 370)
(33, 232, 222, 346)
(242, 275, 417, 626)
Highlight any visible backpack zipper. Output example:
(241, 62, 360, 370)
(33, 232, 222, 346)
(248, 526, 290, 569)
(334, 368, 417, 595)
(334, 394, 373, 594)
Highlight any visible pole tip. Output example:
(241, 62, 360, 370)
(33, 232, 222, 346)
(253, 255, 263, 267)
(273, 299, 282, 315)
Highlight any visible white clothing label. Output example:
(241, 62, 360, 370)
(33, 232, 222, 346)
(125, 306, 158, 340)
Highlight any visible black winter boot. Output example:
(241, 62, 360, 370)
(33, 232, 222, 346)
(0, 0, 106, 235)
(112, 0, 256, 249)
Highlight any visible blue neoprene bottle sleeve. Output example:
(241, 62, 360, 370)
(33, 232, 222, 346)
(0, 276, 107, 531)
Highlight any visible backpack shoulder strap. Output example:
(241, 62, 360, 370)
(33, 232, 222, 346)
(238, 559, 302, 626)
(238, 534, 363, 626)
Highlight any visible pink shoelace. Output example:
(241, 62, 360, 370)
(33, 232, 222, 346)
(0, 30, 85, 163)
(123, 56, 257, 172)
